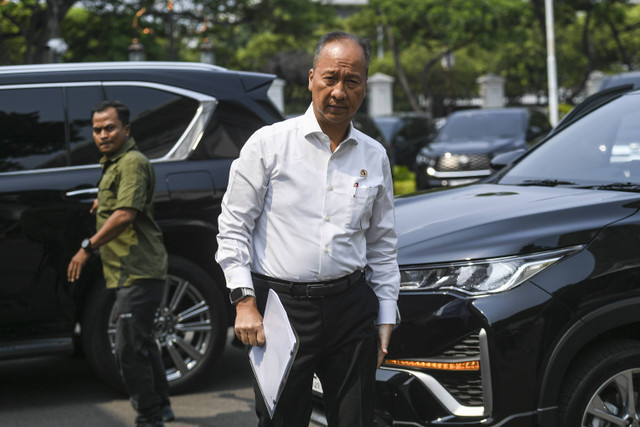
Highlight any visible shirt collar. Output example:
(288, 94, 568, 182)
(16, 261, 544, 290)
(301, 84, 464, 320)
(100, 137, 137, 166)
(302, 104, 358, 146)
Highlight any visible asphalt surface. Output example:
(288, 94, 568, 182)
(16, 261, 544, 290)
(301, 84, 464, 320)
(0, 331, 324, 426)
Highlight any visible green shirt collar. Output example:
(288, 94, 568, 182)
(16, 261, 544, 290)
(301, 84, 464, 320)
(100, 137, 137, 166)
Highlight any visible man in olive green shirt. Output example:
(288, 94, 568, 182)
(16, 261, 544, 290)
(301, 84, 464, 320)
(67, 101, 172, 427)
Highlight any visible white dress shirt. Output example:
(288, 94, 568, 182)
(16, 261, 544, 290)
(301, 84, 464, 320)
(215, 105, 400, 324)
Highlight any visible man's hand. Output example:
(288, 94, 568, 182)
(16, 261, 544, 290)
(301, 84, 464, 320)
(376, 324, 393, 368)
(67, 248, 90, 282)
(89, 198, 98, 214)
(234, 297, 265, 347)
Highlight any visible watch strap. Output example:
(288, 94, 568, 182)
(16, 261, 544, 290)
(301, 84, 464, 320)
(229, 287, 256, 305)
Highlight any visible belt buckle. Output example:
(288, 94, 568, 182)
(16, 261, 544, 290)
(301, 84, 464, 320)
(305, 283, 324, 298)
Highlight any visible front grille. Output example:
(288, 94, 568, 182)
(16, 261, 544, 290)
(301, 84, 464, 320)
(432, 372, 484, 406)
(436, 154, 491, 172)
(436, 332, 483, 406)
(439, 332, 480, 358)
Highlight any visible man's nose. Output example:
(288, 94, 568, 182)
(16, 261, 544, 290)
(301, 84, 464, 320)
(331, 81, 346, 99)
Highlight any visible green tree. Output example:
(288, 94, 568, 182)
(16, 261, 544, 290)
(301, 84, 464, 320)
(1, 0, 76, 64)
(346, 0, 522, 116)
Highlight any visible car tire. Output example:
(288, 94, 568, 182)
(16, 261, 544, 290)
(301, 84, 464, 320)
(80, 255, 228, 394)
(557, 340, 640, 426)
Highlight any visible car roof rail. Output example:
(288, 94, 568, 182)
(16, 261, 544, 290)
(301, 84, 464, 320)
(548, 83, 635, 137)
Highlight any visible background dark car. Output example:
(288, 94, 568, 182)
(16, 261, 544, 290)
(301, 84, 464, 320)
(599, 70, 640, 91)
(414, 107, 550, 189)
(0, 62, 283, 393)
(371, 87, 640, 426)
(373, 112, 438, 168)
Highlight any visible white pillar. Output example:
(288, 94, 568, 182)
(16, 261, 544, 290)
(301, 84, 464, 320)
(368, 73, 395, 117)
(545, 0, 559, 126)
(267, 78, 286, 115)
(477, 74, 506, 108)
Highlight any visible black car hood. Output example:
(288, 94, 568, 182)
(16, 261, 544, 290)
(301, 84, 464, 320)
(396, 183, 640, 265)
(424, 136, 524, 155)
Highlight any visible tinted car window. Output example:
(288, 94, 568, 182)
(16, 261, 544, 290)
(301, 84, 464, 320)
(68, 85, 104, 166)
(191, 101, 267, 159)
(501, 94, 640, 185)
(104, 86, 199, 159)
(0, 87, 66, 172)
(438, 111, 525, 141)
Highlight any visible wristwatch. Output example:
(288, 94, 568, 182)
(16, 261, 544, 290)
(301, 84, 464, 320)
(81, 238, 93, 252)
(229, 287, 256, 305)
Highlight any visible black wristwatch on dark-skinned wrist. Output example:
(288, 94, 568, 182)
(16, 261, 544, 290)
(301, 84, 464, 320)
(229, 287, 256, 305)
(81, 238, 94, 253)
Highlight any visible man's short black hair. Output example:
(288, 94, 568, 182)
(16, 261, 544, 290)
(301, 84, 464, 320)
(92, 100, 130, 126)
(313, 31, 371, 76)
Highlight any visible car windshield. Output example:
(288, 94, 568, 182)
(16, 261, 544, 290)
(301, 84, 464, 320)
(500, 92, 640, 188)
(437, 111, 525, 141)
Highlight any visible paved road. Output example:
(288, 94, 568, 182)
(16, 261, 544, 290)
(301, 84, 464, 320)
(0, 332, 324, 426)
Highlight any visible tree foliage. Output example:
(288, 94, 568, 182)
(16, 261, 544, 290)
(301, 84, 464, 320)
(3, 0, 640, 114)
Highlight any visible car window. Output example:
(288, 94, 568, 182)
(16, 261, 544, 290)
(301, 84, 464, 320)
(0, 87, 66, 172)
(190, 101, 267, 160)
(501, 94, 640, 185)
(104, 86, 199, 159)
(438, 111, 525, 141)
(68, 86, 104, 167)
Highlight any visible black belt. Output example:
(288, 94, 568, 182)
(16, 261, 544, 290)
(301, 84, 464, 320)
(252, 269, 364, 298)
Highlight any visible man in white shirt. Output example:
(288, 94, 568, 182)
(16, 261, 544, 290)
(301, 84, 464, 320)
(216, 31, 400, 427)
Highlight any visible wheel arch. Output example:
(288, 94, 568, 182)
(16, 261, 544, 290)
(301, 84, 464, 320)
(538, 296, 640, 411)
(159, 219, 231, 323)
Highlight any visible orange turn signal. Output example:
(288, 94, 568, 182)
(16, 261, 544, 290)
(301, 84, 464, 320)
(384, 359, 480, 371)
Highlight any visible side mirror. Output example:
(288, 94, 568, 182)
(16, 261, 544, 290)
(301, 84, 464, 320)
(490, 148, 527, 170)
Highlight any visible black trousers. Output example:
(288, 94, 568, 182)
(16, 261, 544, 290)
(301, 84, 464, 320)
(114, 279, 171, 423)
(253, 274, 379, 427)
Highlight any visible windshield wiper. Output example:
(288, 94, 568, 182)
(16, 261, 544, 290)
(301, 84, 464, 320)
(518, 179, 576, 187)
(578, 182, 640, 192)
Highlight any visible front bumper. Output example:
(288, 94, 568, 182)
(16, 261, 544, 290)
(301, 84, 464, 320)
(373, 367, 538, 426)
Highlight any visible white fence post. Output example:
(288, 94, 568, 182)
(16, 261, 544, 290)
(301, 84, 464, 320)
(368, 73, 395, 117)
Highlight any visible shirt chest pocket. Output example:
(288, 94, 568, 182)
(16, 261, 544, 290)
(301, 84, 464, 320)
(98, 172, 118, 210)
(349, 185, 377, 230)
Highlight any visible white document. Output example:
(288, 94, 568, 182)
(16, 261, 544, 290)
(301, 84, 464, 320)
(248, 289, 299, 419)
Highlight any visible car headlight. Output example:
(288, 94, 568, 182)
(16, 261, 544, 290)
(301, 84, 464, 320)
(400, 245, 584, 295)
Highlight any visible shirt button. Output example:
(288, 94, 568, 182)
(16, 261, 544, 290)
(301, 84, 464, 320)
(324, 247, 330, 253)
(325, 217, 330, 222)
(328, 185, 334, 191)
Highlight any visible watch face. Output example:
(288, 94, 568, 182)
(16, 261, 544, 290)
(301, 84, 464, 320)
(230, 288, 254, 305)
(81, 238, 91, 249)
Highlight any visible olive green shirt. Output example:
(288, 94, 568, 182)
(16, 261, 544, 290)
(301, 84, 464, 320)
(97, 137, 167, 288)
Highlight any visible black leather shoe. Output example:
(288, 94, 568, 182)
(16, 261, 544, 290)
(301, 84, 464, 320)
(161, 406, 175, 422)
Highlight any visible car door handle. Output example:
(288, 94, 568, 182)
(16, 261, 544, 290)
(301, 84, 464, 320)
(65, 188, 99, 199)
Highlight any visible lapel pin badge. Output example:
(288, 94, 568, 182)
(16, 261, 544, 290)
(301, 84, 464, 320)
(360, 169, 368, 178)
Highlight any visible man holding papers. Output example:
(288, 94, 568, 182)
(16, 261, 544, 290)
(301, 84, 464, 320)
(216, 31, 400, 427)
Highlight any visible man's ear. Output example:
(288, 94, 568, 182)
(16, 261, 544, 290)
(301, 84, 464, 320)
(308, 68, 314, 92)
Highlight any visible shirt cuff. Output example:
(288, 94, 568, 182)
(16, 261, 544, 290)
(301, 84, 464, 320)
(376, 300, 398, 325)
(223, 266, 254, 291)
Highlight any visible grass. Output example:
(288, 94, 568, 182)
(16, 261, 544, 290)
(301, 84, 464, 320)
(393, 165, 416, 195)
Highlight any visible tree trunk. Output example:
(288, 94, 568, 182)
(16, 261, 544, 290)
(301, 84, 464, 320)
(385, 25, 422, 113)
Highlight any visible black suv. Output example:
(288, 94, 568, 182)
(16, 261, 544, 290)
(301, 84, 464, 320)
(414, 107, 550, 189)
(0, 62, 283, 392)
(375, 87, 640, 426)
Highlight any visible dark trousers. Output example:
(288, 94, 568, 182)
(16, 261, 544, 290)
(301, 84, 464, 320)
(253, 275, 379, 427)
(114, 279, 170, 423)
